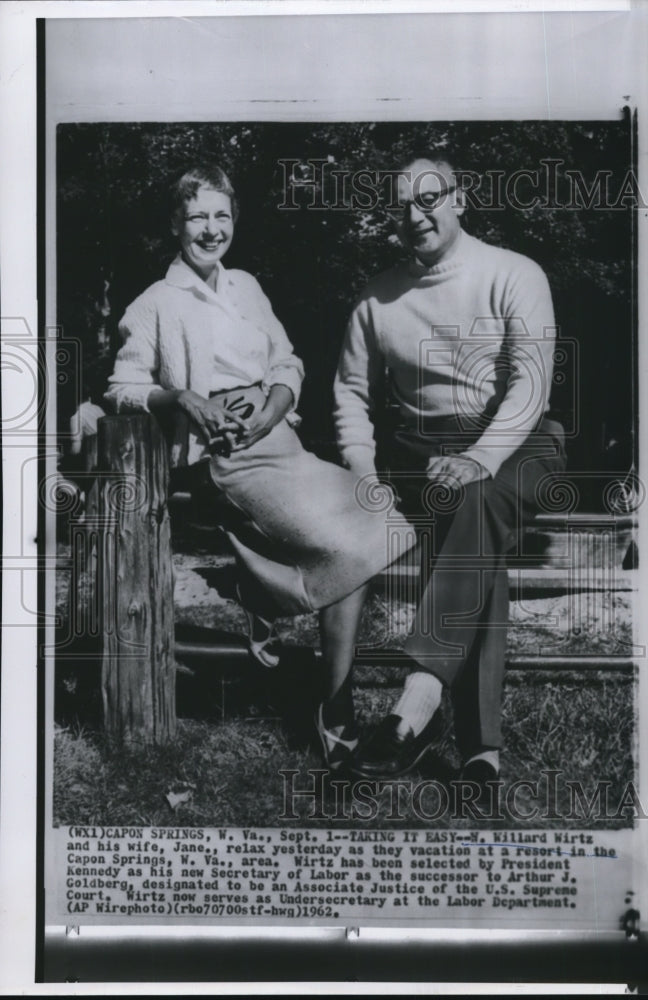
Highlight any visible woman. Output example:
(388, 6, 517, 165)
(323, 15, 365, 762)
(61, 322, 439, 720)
(105, 164, 414, 771)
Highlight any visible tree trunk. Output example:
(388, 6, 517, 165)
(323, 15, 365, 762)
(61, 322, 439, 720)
(97, 414, 176, 744)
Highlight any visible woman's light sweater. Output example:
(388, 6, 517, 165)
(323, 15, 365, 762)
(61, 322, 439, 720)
(334, 231, 556, 479)
(105, 255, 304, 466)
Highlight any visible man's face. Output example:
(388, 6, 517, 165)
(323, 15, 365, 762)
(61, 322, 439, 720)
(172, 185, 234, 279)
(393, 159, 464, 266)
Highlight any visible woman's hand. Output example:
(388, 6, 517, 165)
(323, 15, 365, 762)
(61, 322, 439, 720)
(176, 389, 249, 449)
(231, 384, 294, 451)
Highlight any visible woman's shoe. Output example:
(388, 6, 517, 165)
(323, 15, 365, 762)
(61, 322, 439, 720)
(314, 704, 359, 772)
(237, 587, 282, 669)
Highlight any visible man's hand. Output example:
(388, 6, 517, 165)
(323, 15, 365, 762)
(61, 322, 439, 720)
(230, 385, 293, 451)
(425, 454, 491, 488)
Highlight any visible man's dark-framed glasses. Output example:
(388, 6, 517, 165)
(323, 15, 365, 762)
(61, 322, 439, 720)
(382, 185, 457, 220)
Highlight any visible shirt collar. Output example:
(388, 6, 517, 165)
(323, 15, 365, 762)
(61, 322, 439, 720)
(165, 253, 230, 299)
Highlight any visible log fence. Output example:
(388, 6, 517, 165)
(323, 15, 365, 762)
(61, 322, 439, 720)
(64, 413, 638, 745)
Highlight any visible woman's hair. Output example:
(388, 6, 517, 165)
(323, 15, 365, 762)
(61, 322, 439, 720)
(169, 164, 239, 222)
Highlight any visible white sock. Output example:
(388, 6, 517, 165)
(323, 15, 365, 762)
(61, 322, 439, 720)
(465, 749, 500, 774)
(393, 671, 443, 737)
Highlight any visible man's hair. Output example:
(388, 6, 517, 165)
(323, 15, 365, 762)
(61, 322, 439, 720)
(169, 164, 239, 222)
(397, 148, 457, 180)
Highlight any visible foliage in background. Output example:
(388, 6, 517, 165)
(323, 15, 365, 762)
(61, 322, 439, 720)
(57, 120, 636, 493)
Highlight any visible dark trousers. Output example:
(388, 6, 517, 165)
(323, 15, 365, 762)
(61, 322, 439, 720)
(388, 417, 566, 759)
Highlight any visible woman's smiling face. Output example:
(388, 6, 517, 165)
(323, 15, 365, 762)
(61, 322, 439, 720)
(172, 185, 234, 279)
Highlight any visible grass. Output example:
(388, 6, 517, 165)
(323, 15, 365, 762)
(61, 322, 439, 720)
(54, 549, 638, 830)
(53, 663, 636, 830)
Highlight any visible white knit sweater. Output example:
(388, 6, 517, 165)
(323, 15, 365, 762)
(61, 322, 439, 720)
(334, 231, 556, 478)
(105, 255, 304, 466)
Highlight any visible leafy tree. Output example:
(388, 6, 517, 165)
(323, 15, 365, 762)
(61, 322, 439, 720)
(57, 120, 636, 506)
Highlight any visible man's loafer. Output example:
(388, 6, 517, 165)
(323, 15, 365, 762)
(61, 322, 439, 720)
(458, 759, 501, 811)
(460, 759, 499, 784)
(350, 713, 438, 779)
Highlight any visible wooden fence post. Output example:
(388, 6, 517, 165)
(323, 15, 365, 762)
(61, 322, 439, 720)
(97, 414, 176, 744)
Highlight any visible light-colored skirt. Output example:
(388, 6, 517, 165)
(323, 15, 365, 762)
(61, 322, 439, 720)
(206, 386, 415, 614)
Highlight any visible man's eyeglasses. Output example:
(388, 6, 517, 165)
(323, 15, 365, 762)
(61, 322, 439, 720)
(381, 186, 457, 220)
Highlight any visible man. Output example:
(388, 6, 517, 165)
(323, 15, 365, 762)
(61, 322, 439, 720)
(334, 151, 566, 787)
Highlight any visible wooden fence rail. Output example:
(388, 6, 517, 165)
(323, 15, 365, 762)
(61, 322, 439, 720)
(74, 413, 636, 744)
